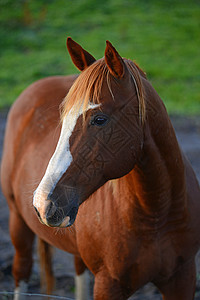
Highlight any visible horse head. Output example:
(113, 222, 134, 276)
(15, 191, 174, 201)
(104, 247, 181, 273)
(33, 38, 145, 227)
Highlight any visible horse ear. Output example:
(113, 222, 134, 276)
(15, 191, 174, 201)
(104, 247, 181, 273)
(66, 37, 96, 71)
(105, 40, 124, 78)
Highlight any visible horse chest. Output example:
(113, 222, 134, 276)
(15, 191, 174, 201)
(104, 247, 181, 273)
(77, 211, 160, 281)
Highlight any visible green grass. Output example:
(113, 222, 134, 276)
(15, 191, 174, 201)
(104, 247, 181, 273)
(0, 0, 199, 114)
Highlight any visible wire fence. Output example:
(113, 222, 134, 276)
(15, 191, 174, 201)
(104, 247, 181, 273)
(0, 291, 74, 299)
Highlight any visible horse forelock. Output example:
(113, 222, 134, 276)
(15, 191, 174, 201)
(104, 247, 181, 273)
(60, 58, 146, 124)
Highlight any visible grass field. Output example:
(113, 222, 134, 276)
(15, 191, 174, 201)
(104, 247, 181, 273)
(0, 0, 199, 114)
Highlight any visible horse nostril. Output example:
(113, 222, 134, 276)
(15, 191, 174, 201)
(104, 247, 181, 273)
(34, 206, 41, 219)
(46, 201, 57, 218)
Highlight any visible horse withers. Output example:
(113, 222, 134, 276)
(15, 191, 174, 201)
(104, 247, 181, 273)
(1, 37, 200, 300)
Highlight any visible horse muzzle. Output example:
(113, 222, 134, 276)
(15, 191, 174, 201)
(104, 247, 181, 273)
(34, 200, 79, 227)
(46, 201, 79, 227)
(33, 186, 79, 228)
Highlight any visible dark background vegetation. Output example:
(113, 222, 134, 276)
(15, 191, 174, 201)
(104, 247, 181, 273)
(0, 0, 199, 113)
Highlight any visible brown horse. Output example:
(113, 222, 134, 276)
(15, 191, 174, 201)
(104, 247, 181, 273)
(1, 37, 200, 300)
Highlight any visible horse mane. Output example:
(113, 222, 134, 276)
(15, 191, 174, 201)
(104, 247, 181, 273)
(61, 58, 146, 124)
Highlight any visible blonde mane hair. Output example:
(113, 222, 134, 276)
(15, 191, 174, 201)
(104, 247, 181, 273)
(61, 58, 146, 124)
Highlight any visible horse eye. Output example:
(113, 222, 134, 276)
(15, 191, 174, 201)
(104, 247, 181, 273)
(91, 115, 108, 126)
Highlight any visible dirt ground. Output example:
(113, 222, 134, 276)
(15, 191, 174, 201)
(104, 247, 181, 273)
(0, 109, 200, 300)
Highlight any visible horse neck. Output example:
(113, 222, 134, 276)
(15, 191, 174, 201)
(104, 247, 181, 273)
(114, 85, 187, 231)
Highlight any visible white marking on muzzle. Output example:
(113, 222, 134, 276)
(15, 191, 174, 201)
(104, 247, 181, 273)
(33, 103, 100, 211)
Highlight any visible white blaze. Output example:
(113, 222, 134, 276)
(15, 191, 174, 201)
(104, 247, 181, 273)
(33, 103, 99, 211)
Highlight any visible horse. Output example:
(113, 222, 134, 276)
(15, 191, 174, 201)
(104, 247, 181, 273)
(1, 37, 200, 300)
